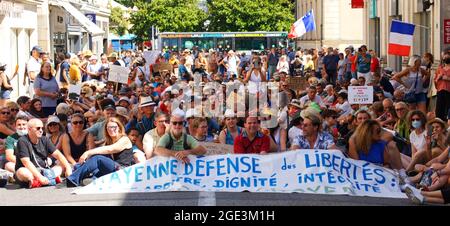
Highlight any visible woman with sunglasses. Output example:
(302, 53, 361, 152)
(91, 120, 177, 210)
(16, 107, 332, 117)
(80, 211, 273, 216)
(0, 106, 15, 140)
(349, 120, 405, 171)
(45, 116, 65, 151)
(61, 114, 95, 167)
(66, 117, 134, 187)
(6, 101, 20, 122)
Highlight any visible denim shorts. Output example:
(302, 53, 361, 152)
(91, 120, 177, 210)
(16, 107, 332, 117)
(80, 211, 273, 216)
(414, 92, 427, 104)
(0, 89, 11, 99)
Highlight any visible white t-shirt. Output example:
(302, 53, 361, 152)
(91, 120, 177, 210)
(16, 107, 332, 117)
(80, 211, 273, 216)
(410, 130, 426, 153)
(299, 95, 325, 108)
(336, 101, 352, 117)
(27, 57, 41, 81)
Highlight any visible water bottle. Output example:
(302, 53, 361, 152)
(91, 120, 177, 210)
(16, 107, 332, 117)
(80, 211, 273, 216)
(419, 167, 434, 188)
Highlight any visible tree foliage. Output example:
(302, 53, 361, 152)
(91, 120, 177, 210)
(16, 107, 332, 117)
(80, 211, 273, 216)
(109, 7, 129, 37)
(206, 0, 294, 32)
(130, 0, 208, 42)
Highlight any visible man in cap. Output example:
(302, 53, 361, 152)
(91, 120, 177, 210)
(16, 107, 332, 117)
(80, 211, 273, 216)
(25, 46, 44, 96)
(126, 96, 156, 136)
(86, 99, 117, 145)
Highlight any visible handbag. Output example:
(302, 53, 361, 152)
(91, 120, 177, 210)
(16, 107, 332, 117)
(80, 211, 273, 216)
(404, 71, 419, 103)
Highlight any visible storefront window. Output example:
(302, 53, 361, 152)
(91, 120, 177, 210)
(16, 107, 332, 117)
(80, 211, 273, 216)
(162, 38, 178, 50)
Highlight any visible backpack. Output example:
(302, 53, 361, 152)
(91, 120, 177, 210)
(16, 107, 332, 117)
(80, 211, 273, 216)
(166, 133, 191, 150)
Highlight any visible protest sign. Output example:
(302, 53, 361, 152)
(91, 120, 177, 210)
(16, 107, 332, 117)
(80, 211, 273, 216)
(348, 86, 374, 104)
(287, 77, 307, 92)
(143, 51, 160, 66)
(199, 142, 233, 156)
(74, 149, 407, 199)
(108, 65, 130, 84)
(68, 84, 82, 100)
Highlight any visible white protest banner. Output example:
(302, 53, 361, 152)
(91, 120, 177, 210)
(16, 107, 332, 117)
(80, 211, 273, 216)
(108, 65, 130, 84)
(143, 51, 160, 67)
(199, 142, 233, 156)
(74, 150, 407, 199)
(348, 86, 374, 104)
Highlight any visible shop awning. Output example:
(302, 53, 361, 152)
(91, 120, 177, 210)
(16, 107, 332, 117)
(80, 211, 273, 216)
(59, 1, 104, 36)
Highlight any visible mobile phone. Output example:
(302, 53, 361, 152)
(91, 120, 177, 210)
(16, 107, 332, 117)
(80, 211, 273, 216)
(427, 124, 433, 137)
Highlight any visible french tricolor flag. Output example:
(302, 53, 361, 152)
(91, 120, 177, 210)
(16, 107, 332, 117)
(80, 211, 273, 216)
(388, 20, 415, 56)
(288, 10, 316, 39)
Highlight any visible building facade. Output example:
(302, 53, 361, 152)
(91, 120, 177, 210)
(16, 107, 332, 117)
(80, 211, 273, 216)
(295, 0, 366, 51)
(0, 0, 42, 98)
(364, 0, 447, 70)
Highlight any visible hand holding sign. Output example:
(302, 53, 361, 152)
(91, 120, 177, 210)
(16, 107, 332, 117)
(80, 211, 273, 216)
(108, 65, 130, 84)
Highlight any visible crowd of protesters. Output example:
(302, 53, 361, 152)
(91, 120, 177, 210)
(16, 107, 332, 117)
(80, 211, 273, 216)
(0, 43, 449, 205)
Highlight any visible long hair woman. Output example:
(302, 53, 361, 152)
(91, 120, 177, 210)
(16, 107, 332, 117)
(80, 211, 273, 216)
(348, 119, 404, 171)
(34, 61, 59, 117)
(392, 55, 430, 114)
(66, 117, 134, 187)
(61, 113, 95, 166)
(28, 98, 47, 119)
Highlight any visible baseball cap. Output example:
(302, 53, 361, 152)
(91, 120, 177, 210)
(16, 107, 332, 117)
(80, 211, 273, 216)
(103, 104, 116, 111)
(32, 46, 44, 53)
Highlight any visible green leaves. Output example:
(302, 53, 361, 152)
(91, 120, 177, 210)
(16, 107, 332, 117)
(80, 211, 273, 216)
(109, 7, 129, 37)
(207, 0, 294, 32)
(127, 0, 294, 41)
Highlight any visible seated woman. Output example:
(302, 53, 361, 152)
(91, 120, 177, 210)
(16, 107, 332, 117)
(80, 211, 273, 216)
(404, 147, 450, 205)
(348, 120, 406, 175)
(405, 110, 428, 172)
(29, 98, 47, 122)
(407, 135, 449, 192)
(218, 110, 243, 145)
(66, 117, 134, 187)
(45, 116, 66, 151)
(61, 114, 95, 167)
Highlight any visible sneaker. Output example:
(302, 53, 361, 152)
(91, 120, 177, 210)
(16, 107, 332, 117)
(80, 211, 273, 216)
(29, 179, 42, 189)
(66, 178, 78, 188)
(404, 184, 424, 205)
(81, 178, 93, 186)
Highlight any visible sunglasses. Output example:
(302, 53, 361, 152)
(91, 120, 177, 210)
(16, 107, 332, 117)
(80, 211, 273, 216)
(48, 122, 59, 127)
(107, 125, 119, 130)
(171, 121, 184, 126)
(158, 120, 170, 123)
(1, 111, 10, 115)
(10, 108, 19, 112)
(34, 127, 43, 131)
(72, 121, 84, 125)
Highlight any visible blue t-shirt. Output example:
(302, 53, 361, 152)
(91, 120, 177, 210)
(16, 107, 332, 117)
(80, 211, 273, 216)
(34, 75, 59, 108)
(323, 54, 340, 71)
(59, 61, 70, 83)
(357, 54, 372, 73)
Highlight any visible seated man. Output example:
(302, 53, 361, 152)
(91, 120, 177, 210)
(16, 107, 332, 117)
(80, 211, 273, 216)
(291, 113, 336, 150)
(234, 116, 271, 154)
(4, 116, 29, 173)
(299, 86, 326, 111)
(155, 113, 206, 163)
(14, 119, 72, 188)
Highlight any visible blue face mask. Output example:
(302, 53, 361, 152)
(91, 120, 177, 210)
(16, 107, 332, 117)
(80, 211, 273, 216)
(412, 120, 422, 129)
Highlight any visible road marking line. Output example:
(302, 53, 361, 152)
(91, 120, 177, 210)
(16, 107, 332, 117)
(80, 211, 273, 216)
(198, 192, 216, 206)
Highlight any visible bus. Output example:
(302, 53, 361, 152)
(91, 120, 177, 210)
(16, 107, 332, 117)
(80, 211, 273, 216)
(158, 31, 289, 52)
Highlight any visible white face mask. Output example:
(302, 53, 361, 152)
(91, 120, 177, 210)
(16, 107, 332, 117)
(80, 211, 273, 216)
(17, 129, 28, 136)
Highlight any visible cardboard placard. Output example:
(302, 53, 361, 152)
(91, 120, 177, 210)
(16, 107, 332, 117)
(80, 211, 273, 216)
(68, 83, 82, 100)
(348, 86, 374, 104)
(287, 76, 307, 92)
(108, 65, 130, 84)
(199, 142, 234, 156)
(153, 62, 173, 74)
